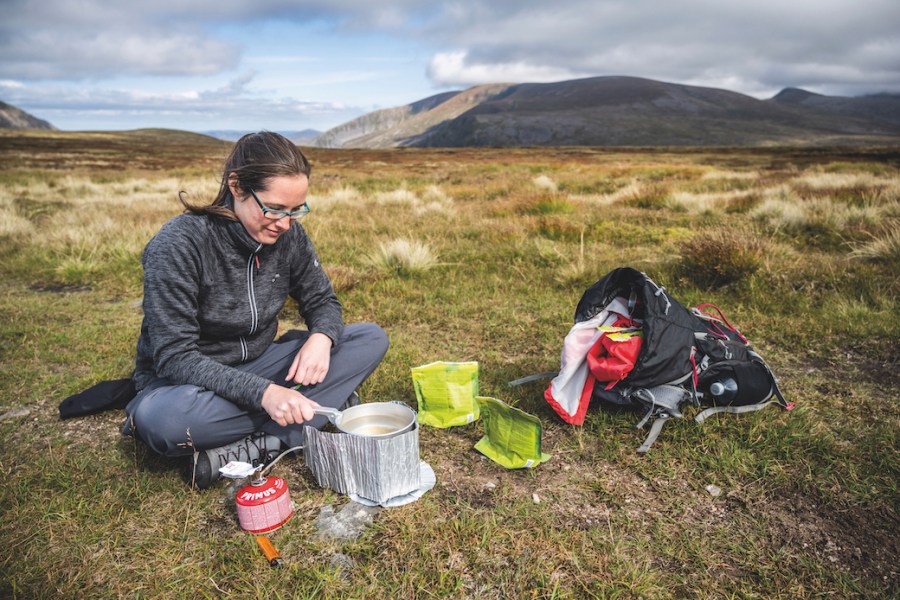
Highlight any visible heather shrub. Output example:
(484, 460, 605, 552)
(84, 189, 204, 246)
(520, 197, 573, 215)
(675, 228, 767, 288)
(324, 264, 363, 293)
(535, 215, 582, 241)
(620, 182, 671, 209)
(725, 192, 762, 213)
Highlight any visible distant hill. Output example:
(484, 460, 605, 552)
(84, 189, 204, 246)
(310, 76, 900, 148)
(769, 88, 900, 127)
(0, 101, 56, 130)
(119, 128, 226, 143)
(203, 129, 321, 145)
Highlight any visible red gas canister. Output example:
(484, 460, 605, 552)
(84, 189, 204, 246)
(235, 477, 293, 534)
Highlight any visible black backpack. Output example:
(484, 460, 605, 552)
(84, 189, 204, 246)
(534, 267, 792, 452)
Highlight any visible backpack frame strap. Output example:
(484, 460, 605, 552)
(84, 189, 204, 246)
(694, 399, 781, 423)
(637, 415, 669, 453)
(508, 371, 559, 386)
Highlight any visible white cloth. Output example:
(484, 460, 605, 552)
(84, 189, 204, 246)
(545, 297, 631, 424)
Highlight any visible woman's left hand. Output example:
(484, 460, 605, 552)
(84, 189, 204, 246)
(286, 332, 332, 386)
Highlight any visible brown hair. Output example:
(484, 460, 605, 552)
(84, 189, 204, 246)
(180, 131, 312, 218)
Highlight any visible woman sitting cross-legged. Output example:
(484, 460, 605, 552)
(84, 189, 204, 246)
(122, 131, 388, 489)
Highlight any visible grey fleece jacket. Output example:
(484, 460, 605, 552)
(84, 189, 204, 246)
(132, 211, 344, 410)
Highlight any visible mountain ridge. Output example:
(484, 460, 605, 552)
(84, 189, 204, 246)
(311, 76, 900, 148)
(0, 101, 56, 130)
(5, 76, 899, 147)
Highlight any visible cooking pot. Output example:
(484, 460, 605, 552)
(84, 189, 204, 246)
(314, 402, 416, 439)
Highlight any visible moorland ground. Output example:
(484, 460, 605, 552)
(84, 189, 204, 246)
(0, 129, 897, 598)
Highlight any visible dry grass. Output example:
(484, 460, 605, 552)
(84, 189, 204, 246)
(668, 189, 759, 214)
(312, 184, 455, 217)
(1, 133, 898, 599)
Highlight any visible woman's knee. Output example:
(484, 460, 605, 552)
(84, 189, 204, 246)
(129, 386, 216, 456)
(348, 322, 389, 357)
(348, 323, 390, 364)
(128, 390, 194, 456)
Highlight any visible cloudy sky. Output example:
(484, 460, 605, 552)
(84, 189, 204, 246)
(2, 0, 898, 133)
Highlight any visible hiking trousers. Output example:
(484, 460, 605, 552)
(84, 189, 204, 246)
(122, 322, 389, 456)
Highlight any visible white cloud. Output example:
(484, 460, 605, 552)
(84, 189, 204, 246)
(427, 51, 588, 87)
(3, 77, 364, 130)
(1, 1, 239, 80)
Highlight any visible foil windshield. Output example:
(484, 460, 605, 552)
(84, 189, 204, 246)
(304, 426, 420, 504)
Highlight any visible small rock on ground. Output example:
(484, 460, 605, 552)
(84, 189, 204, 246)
(315, 501, 381, 541)
(705, 484, 723, 498)
(0, 408, 30, 422)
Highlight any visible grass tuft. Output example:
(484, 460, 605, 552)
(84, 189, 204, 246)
(848, 228, 900, 265)
(367, 238, 438, 274)
(532, 174, 559, 192)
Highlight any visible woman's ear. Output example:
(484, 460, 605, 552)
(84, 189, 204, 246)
(227, 172, 242, 198)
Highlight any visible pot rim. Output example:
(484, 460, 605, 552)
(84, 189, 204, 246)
(332, 401, 417, 439)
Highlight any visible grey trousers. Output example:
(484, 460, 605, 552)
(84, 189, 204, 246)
(122, 322, 389, 457)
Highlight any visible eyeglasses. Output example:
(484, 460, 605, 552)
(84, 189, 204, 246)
(249, 188, 310, 221)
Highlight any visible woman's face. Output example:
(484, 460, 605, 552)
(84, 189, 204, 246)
(230, 173, 309, 245)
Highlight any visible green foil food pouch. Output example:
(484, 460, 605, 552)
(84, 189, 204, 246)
(474, 397, 550, 469)
(411, 361, 480, 428)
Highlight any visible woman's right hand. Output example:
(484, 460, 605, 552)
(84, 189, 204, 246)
(260, 384, 319, 427)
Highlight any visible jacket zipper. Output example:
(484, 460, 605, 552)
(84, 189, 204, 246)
(240, 244, 263, 361)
